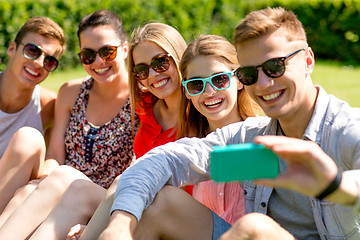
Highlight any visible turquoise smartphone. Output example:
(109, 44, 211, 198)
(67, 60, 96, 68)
(210, 143, 279, 182)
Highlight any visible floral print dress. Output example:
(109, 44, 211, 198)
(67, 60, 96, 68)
(64, 77, 138, 189)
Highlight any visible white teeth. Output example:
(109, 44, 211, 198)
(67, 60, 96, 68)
(94, 67, 110, 74)
(153, 79, 167, 88)
(25, 67, 39, 76)
(263, 91, 281, 101)
(204, 98, 222, 108)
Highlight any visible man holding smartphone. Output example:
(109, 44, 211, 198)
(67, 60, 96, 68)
(100, 7, 360, 240)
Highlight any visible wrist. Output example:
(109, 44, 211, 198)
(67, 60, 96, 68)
(316, 171, 342, 200)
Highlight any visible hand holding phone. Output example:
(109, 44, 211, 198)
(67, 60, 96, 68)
(210, 143, 279, 182)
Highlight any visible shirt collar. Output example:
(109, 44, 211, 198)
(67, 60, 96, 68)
(302, 86, 329, 143)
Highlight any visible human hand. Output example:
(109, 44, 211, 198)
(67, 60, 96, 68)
(253, 135, 338, 197)
(66, 224, 86, 240)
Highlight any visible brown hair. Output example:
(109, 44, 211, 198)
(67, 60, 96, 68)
(77, 9, 127, 45)
(128, 22, 187, 120)
(178, 34, 258, 138)
(233, 7, 306, 46)
(14, 16, 66, 56)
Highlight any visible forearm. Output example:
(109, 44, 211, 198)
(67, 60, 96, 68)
(98, 211, 137, 240)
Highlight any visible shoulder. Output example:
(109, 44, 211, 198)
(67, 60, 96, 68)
(39, 86, 57, 107)
(57, 77, 87, 108)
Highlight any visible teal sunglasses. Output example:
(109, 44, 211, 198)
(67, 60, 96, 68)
(182, 70, 234, 96)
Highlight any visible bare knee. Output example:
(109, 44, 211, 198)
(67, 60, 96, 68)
(58, 180, 105, 217)
(145, 186, 181, 216)
(36, 166, 89, 194)
(10, 127, 45, 158)
(2, 127, 45, 178)
(220, 213, 294, 240)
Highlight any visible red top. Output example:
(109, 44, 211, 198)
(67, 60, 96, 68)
(133, 105, 177, 159)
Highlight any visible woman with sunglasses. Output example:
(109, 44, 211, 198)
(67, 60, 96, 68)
(129, 22, 186, 159)
(0, 10, 139, 240)
(176, 34, 258, 227)
(62, 21, 188, 240)
(98, 34, 259, 240)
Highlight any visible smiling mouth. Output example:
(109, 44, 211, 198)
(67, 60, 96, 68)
(25, 67, 39, 77)
(152, 79, 168, 88)
(261, 90, 283, 101)
(203, 98, 223, 108)
(94, 67, 110, 74)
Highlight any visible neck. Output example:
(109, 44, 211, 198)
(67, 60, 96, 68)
(278, 86, 319, 138)
(208, 106, 242, 132)
(161, 87, 182, 114)
(0, 71, 34, 113)
(92, 73, 129, 99)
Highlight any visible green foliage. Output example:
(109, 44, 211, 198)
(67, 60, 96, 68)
(1, 0, 360, 70)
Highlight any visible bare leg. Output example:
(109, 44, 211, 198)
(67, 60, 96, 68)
(29, 179, 106, 240)
(134, 185, 214, 240)
(219, 213, 295, 240)
(79, 175, 120, 240)
(0, 127, 45, 213)
(0, 184, 37, 227)
(0, 165, 90, 240)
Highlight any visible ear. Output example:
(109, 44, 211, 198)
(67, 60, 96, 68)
(304, 47, 315, 74)
(237, 78, 244, 91)
(7, 41, 17, 58)
(121, 41, 129, 59)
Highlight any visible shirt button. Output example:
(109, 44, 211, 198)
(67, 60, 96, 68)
(219, 192, 223, 196)
(261, 202, 266, 208)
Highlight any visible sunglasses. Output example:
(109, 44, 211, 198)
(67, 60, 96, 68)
(182, 71, 234, 96)
(235, 49, 305, 86)
(21, 43, 59, 72)
(78, 45, 120, 65)
(132, 54, 171, 80)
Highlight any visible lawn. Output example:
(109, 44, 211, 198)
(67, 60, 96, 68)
(42, 61, 360, 107)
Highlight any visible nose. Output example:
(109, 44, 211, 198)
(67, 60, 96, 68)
(31, 54, 45, 69)
(148, 67, 159, 79)
(203, 82, 216, 96)
(255, 69, 274, 90)
(94, 53, 106, 63)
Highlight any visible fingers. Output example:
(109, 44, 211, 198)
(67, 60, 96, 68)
(67, 224, 86, 240)
(253, 135, 338, 196)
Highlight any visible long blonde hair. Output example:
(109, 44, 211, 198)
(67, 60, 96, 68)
(128, 22, 187, 120)
(178, 34, 258, 138)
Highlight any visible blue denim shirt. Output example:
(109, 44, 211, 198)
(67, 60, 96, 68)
(112, 87, 360, 239)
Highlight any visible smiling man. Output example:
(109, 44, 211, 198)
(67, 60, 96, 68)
(0, 16, 66, 214)
(99, 7, 360, 240)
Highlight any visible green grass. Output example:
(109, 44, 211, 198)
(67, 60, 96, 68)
(312, 61, 360, 107)
(42, 61, 360, 107)
(41, 65, 88, 91)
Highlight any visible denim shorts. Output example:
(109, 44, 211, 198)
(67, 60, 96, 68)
(211, 210, 231, 240)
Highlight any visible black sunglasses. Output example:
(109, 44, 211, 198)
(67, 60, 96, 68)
(21, 43, 59, 72)
(235, 49, 305, 86)
(132, 54, 171, 80)
(78, 45, 120, 65)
